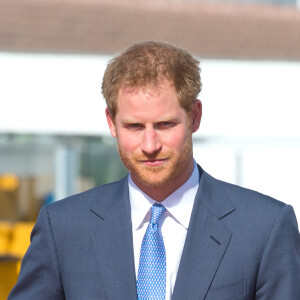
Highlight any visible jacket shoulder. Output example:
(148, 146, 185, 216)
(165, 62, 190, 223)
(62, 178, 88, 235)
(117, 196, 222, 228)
(202, 170, 286, 217)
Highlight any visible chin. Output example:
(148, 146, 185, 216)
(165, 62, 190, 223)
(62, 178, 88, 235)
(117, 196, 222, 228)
(133, 168, 177, 188)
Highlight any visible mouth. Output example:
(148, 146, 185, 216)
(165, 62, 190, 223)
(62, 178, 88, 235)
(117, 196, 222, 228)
(139, 158, 168, 167)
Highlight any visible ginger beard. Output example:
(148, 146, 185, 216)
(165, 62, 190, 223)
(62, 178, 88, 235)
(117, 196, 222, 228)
(118, 133, 193, 188)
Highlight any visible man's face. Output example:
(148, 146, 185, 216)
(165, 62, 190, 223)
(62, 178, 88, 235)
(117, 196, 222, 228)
(106, 81, 201, 194)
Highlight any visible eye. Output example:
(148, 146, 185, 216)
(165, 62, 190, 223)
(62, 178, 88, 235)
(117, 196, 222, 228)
(156, 121, 175, 129)
(125, 123, 144, 130)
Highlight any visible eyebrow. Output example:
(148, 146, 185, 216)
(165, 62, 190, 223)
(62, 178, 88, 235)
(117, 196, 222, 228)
(121, 116, 180, 124)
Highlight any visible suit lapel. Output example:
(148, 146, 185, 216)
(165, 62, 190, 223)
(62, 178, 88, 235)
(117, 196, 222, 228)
(88, 177, 138, 300)
(173, 167, 235, 300)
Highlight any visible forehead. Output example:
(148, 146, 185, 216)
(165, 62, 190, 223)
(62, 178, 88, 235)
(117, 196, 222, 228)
(115, 82, 184, 120)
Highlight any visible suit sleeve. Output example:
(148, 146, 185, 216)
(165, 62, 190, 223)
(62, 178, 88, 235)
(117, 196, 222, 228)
(8, 206, 65, 300)
(256, 204, 300, 299)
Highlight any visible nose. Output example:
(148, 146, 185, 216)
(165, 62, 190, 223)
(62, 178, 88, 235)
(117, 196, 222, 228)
(141, 127, 162, 155)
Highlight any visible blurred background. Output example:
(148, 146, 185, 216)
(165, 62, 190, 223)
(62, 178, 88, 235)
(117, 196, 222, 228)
(0, 0, 300, 297)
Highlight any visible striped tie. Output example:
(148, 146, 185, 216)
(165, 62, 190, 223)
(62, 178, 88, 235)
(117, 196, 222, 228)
(137, 203, 166, 300)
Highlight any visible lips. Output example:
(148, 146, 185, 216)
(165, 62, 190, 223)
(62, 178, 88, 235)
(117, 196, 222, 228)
(139, 158, 168, 166)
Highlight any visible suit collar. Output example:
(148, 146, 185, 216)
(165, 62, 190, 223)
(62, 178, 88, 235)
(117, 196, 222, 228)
(173, 165, 235, 299)
(89, 175, 129, 220)
(88, 165, 235, 221)
(196, 165, 236, 220)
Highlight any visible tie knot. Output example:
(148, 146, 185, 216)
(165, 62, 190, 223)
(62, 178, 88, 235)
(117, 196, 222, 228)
(150, 203, 166, 225)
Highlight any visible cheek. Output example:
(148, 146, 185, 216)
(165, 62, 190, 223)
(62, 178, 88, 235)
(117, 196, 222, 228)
(160, 129, 189, 150)
(117, 132, 140, 153)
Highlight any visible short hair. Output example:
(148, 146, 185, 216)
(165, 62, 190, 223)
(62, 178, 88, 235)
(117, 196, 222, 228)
(102, 41, 202, 119)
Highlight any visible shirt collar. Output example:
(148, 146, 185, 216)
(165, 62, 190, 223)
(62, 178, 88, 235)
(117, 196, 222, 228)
(129, 161, 200, 231)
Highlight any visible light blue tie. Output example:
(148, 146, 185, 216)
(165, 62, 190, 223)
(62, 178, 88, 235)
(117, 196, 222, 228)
(137, 203, 166, 300)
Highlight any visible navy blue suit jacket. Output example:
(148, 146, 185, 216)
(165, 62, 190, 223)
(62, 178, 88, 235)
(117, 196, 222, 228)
(9, 166, 300, 299)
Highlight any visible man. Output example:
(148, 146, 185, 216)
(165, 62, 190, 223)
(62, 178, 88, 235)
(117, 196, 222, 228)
(9, 42, 300, 299)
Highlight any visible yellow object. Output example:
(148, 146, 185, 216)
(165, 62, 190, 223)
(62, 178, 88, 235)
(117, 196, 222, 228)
(9, 223, 34, 259)
(0, 222, 12, 255)
(0, 222, 34, 300)
(0, 259, 19, 300)
(0, 174, 19, 191)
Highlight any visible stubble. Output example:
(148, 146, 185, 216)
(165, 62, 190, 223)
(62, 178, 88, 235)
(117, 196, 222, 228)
(118, 134, 193, 188)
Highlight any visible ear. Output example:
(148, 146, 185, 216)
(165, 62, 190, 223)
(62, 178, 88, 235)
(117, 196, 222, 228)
(191, 100, 202, 133)
(105, 107, 117, 137)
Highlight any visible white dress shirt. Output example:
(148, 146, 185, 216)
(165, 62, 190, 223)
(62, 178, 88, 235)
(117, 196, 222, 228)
(129, 161, 200, 300)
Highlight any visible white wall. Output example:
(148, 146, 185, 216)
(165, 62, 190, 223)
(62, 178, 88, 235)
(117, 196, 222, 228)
(0, 53, 109, 135)
(1, 53, 300, 138)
